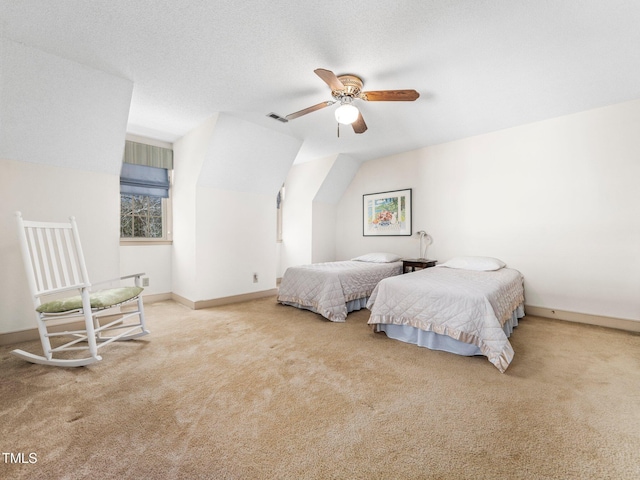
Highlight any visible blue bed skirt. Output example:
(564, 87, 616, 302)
(375, 304, 525, 356)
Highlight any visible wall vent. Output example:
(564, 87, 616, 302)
(266, 112, 288, 123)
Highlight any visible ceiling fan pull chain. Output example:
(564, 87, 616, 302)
(337, 123, 340, 138)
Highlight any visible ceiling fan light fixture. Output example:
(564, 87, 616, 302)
(334, 103, 359, 125)
(283, 68, 418, 132)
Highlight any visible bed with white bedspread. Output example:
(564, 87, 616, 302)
(367, 257, 525, 373)
(277, 253, 403, 322)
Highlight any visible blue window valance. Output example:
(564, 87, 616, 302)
(120, 163, 169, 198)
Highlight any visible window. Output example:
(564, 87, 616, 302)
(120, 140, 173, 243)
(120, 194, 164, 238)
(276, 184, 285, 242)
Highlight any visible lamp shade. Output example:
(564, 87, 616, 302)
(334, 103, 359, 124)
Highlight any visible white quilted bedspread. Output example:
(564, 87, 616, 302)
(277, 261, 402, 322)
(367, 267, 525, 372)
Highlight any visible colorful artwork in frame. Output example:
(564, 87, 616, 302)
(363, 188, 412, 236)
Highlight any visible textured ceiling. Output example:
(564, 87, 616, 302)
(2, 0, 640, 164)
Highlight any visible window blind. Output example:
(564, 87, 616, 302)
(120, 141, 172, 198)
(120, 163, 170, 198)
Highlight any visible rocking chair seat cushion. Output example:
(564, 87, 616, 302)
(36, 287, 144, 314)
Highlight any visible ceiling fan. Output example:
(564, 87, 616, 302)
(284, 68, 420, 135)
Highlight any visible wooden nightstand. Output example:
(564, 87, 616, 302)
(402, 259, 437, 273)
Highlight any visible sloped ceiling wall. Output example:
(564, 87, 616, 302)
(0, 38, 133, 174)
(0, 38, 133, 334)
(313, 154, 361, 204)
(198, 113, 302, 195)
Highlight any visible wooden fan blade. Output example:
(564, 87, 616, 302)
(285, 101, 334, 120)
(314, 68, 345, 91)
(361, 90, 420, 101)
(352, 111, 368, 134)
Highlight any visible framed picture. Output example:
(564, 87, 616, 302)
(363, 188, 412, 236)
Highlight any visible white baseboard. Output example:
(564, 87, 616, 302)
(171, 289, 278, 310)
(0, 320, 91, 346)
(143, 293, 173, 304)
(3, 299, 637, 347)
(524, 305, 640, 333)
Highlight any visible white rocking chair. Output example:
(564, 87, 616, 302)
(13, 212, 150, 367)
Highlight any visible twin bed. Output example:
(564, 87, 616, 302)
(277, 252, 403, 322)
(278, 254, 525, 372)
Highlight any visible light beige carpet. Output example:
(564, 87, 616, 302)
(1, 297, 639, 479)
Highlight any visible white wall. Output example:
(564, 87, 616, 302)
(195, 187, 277, 300)
(0, 160, 122, 333)
(311, 154, 362, 264)
(0, 39, 133, 335)
(171, 115, 218, 301)
(119, 245, 172, 296)
(197, 113, 301, 195)
(336, 152, 423, 260)
(311, 202, 337, 264)
(336, 99, 640, 322)
(280, 155, 338, 273)
(172, 113, 300, 303)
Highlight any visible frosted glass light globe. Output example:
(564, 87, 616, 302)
(334, 103, 359, 124)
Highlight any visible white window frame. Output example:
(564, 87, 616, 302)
(120, 136, 173, 246)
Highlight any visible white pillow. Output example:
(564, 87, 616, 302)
(351, 252, 402, 263)
(437, 256, 506, 271)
